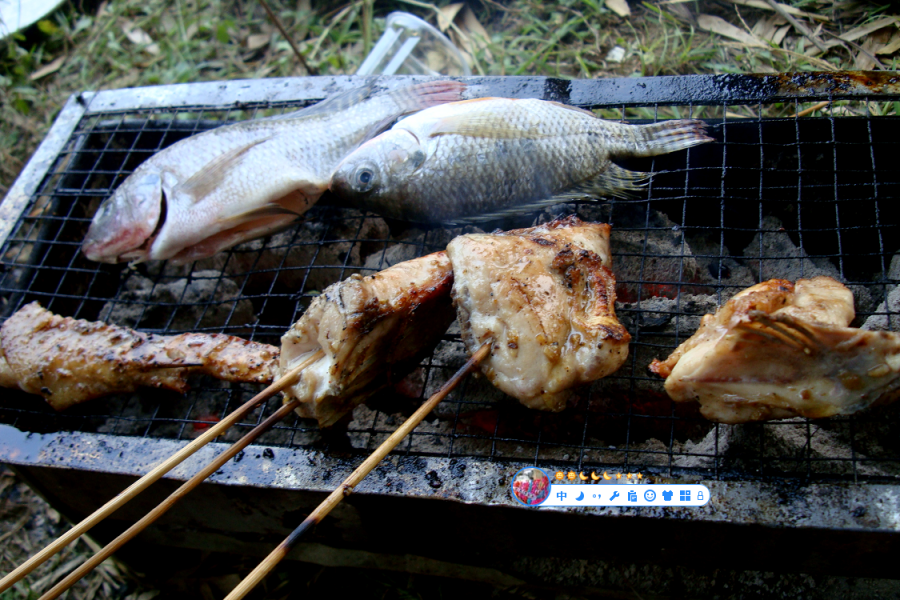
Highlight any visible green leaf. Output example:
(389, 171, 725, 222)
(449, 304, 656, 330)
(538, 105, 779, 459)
(37, 20, 59, 35)
(13, 97, 30, 114)
(73, 16, 94, 35)
(216, 23, 230, 44)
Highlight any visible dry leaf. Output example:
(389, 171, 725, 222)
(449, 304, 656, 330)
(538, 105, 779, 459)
(664, 2, 696, 25)
(29, 55, 66, 81)
(839, 16, 898, 43)
(607, 0, 631, 18)
(724, 0, 830, 22)
(455, 5, 493, 61)
(438, 3, 464, 32)
(698, 14, 766, 47)
(106, 70, 140, 90)
(877, 30, 900, 55)
(123, 22, 161, 55)
(772, 24, 791, 46)
(856, 28, 891, 70)
(751, 15, 786, 43)
(246, 33, 270, 51)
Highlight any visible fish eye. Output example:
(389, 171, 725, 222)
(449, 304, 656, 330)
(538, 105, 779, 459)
(355, 167, 375, 192)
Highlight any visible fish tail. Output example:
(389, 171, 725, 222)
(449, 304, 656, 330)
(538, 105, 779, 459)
(608, 119, 714, 157)
(389, 80, 467, 116)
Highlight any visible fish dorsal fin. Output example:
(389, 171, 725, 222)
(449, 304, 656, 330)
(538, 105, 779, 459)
(426, 98, 547, 140)
(175, 136, 274, 201)
(267, 82, 377, 121)
(427, 98, 595, 140)
(542, 100, 598, 119)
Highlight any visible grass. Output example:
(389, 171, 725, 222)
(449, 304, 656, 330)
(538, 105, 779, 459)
(2, 0, 900, 597)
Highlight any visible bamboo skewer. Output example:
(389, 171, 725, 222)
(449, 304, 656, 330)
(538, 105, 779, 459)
(223, 341, 492, 600)
(38, 398, 303, 600)
(0, 349, 323, 594)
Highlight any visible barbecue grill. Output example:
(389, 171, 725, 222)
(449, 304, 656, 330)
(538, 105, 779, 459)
(2, 73, 900, 585)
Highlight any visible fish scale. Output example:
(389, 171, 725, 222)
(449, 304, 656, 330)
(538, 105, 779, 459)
(331, 97, 714, 224)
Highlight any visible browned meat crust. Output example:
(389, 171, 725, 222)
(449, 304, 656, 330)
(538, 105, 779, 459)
(649, 277, 900, 423)
(447, 215, 630, 411)
(280, 252, 456, 427)
(1, 302, 279, 410)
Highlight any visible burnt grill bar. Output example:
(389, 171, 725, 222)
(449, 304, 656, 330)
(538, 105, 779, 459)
(1, 73, 900, 580)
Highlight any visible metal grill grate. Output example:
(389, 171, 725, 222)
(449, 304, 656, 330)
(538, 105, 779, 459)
(2, 75, 900, 488)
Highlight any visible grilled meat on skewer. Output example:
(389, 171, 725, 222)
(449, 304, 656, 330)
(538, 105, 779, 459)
(280, 252, 456, 427)
(0, 302, 279, 411)
(649, 277, 900, 423)
(447, 215, 631, 411)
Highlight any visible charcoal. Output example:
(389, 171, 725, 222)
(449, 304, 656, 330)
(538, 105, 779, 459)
(145, 210, 391, 296)
(742, 216, 841, 282)
(99, 270, 255, 331)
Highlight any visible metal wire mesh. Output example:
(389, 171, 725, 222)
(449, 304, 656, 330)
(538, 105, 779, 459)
(2, 91, 899, 486)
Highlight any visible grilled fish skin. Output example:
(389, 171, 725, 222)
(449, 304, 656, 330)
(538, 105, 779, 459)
(279, 252, 456, 428)
(649, 277, 900, 423)
(0, 302, 279, 410)
(331, 97, 713, 224)
(447, 215, 630, 411)
(82, 80, 466, 265)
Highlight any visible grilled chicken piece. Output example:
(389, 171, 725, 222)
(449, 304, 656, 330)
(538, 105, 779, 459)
(447, 215, 631, 411)
(649, 277, 900, 423)
(1, 302, 279, 411)
(280, 252, 456, 427)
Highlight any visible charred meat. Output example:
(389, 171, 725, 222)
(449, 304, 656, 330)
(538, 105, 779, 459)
(446, 215, 630, 411)
(650, 277, 900, 423)
(1, 302, 279, 410)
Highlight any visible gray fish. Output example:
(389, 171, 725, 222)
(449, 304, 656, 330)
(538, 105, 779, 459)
(82, 80, 466, 264)
(331, 97, 713, 223)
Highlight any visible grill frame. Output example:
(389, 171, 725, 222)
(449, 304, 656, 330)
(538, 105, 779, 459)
(2, 73, 900, 578)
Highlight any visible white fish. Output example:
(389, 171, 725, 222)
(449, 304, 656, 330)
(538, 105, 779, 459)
(82, 80, 466, 264)
(331, 97, 713, 223)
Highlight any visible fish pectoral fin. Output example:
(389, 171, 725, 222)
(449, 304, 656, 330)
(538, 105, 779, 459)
(218, 203, 303, 228)
(440, 164, 648, 226)
(168, 213, 301, 265)
(550, 163, 649, 202)
(175, 136, 275, 201)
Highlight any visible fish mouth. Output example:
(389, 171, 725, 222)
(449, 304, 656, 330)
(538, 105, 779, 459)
(115, 190, 169, 263)
(329, 165, 359, 198)
(82, 189, 168, 263)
